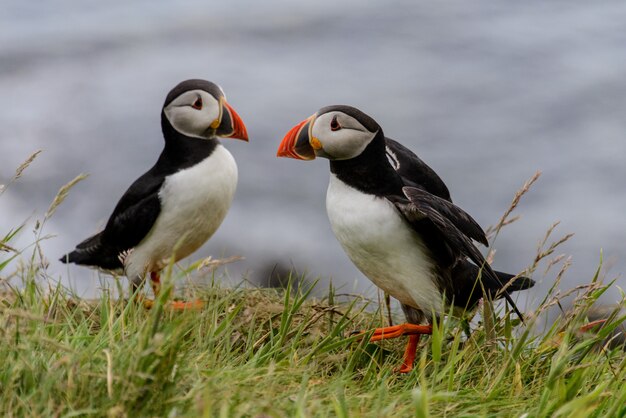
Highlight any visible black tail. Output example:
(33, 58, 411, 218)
(59, 249, 85, 265)
(453, 262, 534, 316)
(494, 270, 535, 294)
(59, 232, 122, 270)
(59, 248, 102, 266)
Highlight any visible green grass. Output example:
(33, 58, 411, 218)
(2, 155, 625, 417)
(1, 259, 626, 417)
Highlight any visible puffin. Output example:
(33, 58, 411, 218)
(277, 105, 534, 373)
(60, 79, 248, 308)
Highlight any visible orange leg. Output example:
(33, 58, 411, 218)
(140, 271, 203, 310)
(362, 323, 432, 374)
(150, 271, 161, 297)
(397, 334, 421, 373)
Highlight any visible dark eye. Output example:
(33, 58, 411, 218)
(191, 97, 203, 110)
(330, 115, 341, 131)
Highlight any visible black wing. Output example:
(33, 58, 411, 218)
(59, 134, 219, 269)
(385, 137, 489, 246)
(101, 171, 164, 250)
(384, 137, 451, 201)
(404, 186, 488, 246)
(394, 186, 525, 321)
(60, 169, 164, 269)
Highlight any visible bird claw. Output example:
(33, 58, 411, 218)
(395, 363, 413, 374)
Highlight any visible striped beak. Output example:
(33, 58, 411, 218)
(276, 114, 317, 160)
(216, 98, 248, 141)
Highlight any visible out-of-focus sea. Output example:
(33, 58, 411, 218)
(1, 0, 625, 310)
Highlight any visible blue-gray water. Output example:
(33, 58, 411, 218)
(1, 1, 625, 309)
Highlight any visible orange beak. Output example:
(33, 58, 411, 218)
(218, 101, 249, 141)
(276, 115, 316, 160)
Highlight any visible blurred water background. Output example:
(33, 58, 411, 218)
(1, 0, 625, 310)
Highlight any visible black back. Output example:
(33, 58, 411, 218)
(384, 138, 451, 201)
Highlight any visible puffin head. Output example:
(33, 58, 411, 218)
(162, 79, 248, 141)
(277, 105, 380, 160)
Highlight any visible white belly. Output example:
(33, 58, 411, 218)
(125, 144, 237, 277)
(326, 174, 444, 316)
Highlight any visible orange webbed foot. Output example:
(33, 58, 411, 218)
(138, 297, 204, 310)
(137, 271, 203, 310)
(356, 323, 432, 373)
(368, 323, 433, 341)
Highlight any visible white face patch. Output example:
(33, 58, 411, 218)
(163, 90, 220, 139)
(311, 111, 378, 160)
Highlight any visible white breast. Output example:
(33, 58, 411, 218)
(125, 144, 237, 278)
(326, 174, 444, 317)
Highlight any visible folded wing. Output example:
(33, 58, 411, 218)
(394, 186, 525, 321)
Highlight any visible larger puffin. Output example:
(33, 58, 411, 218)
(61, 79, 248, 307)
(277, 105, 533, 372)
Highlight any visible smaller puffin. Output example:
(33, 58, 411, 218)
(60, 79, 248, 307)
(277, 105, 534, 372)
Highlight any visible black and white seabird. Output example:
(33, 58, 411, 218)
(60, 79, 248, 307)
(277, 105, 534, 372)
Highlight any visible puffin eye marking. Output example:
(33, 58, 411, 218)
(191, 97, 203, 110)
(330, 115, 341, 131)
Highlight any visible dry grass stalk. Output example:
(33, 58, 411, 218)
(553, 256, 572, 289)
(103, 349, 114, 399)
(486, 170, 541, 240)
(533, 232, 575, 267)
(0, 306, 54, 323)
(497, 273, 528, 296)
(0, 150, 42, 197)
(13, 150, 42, 181)
(0, 242, 17, 253)
(526, 221, 575, 277)
(45, 173, 89, 220)
(534, 281, 599, 318)
(195, 255, 244, 271)
(544, 254, 567, 275)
